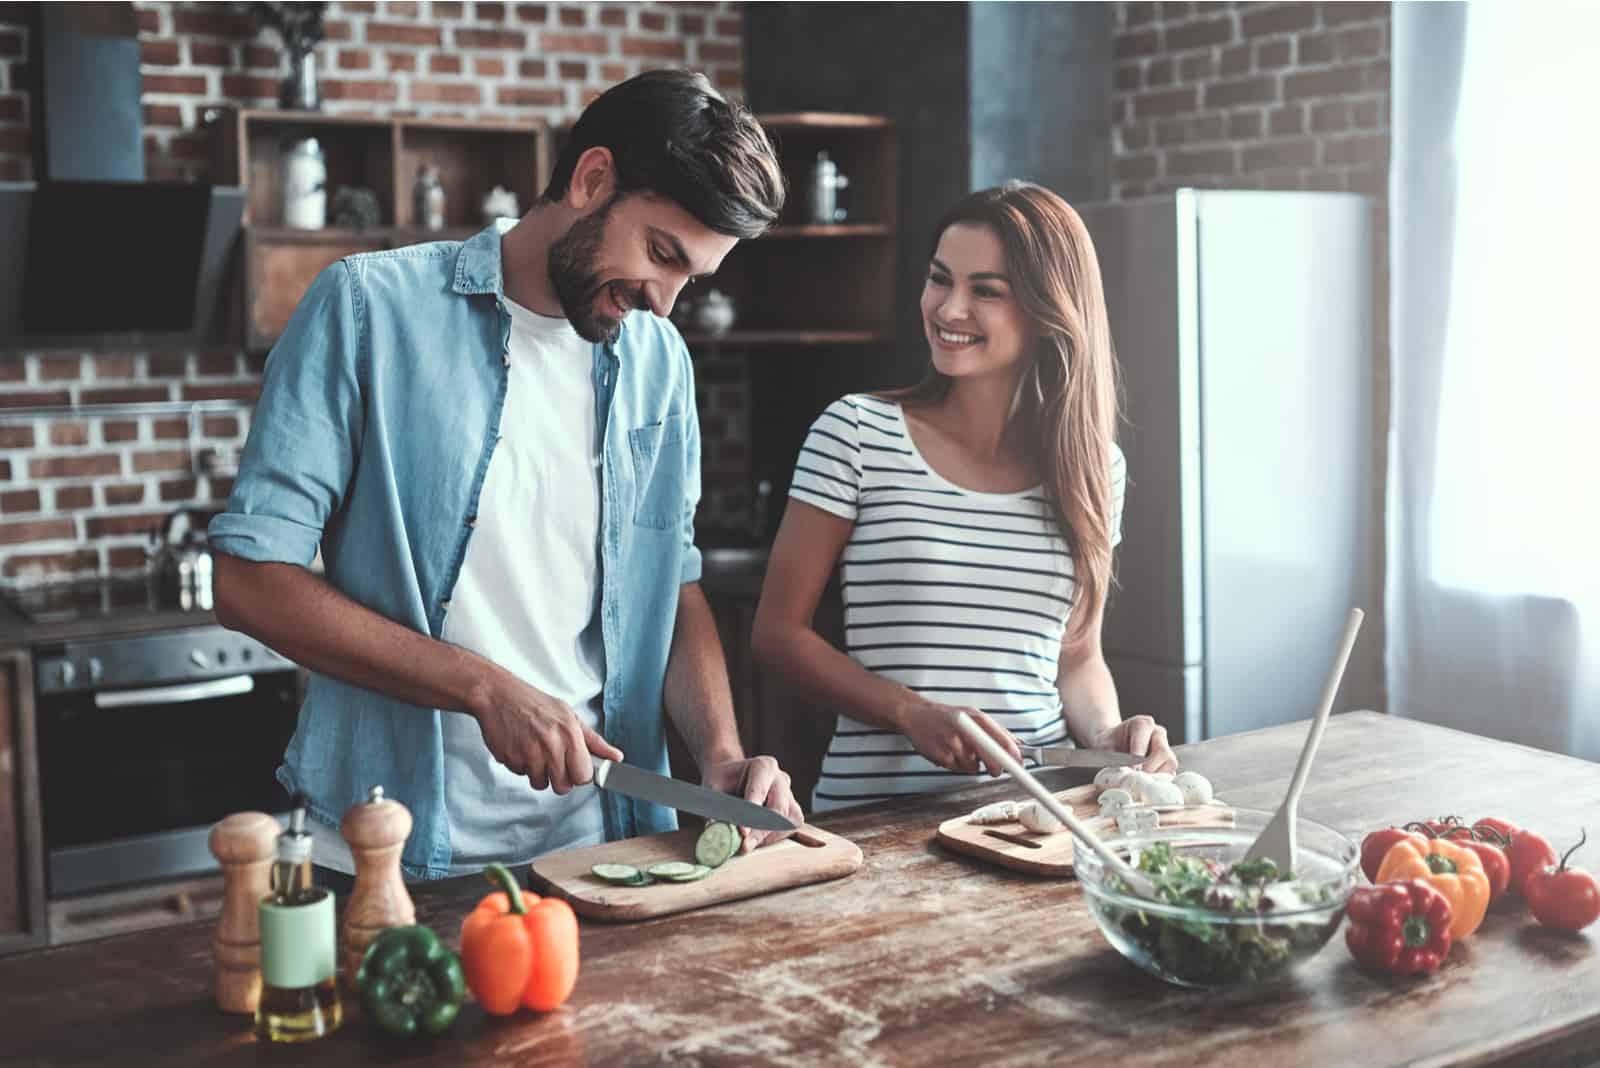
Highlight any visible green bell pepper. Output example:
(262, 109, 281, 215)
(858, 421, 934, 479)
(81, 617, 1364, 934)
(356, 925, 466, 1038)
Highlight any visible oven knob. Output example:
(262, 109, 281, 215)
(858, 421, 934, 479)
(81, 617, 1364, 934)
(87, 657, 104, 684)
(189, 649, 210, 669)
(55, 660, 76, 688)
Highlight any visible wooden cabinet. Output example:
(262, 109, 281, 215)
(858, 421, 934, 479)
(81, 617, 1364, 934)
(210, 108, 549, 352)
(0, 648, 45, 955)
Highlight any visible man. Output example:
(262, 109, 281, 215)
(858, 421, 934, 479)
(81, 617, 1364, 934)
(209, 70, 803, 882)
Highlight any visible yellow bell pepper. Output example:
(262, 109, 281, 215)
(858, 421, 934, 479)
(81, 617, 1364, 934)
(1375, 836, 1490, 940)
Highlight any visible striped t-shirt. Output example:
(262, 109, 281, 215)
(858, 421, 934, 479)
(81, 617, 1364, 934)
(789, 393, 1125, 811)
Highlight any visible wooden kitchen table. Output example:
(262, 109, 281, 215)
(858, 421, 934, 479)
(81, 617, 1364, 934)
(4, 711, 1599, 1067)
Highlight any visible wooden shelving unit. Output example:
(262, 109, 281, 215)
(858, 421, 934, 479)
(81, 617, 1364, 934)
(685, 112, 897, 349)
(212, 107, 548, 351)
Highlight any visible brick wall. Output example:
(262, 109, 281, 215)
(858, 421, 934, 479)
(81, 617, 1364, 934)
(1111, 0, 1392, 709)
(0, 1, 750, 583)
(1110, 1, 1389, 200)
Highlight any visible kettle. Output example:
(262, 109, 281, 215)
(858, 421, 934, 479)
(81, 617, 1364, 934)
(148, 508, 215, 611)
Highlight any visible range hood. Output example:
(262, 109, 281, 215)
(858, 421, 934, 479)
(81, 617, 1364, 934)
(0, 3, 244, 351)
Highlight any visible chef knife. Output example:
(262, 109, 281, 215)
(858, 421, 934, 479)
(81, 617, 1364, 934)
(1016, 745, 1141, 769)
(592, 759, 797, 832)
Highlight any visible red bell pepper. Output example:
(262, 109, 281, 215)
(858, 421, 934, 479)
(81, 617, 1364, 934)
(1344, 879, 1454, 976)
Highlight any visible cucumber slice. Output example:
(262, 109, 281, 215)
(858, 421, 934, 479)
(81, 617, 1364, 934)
(645, 861, 700, 879)
(619, 871, 656, 887)
(659, 864, 714, 883)
(695, 821, 741, 869)
(591, 863, 644, 884)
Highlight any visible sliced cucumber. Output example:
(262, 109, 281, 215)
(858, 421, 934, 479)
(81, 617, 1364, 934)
(591, 863, 644, 884)
(695, 821, 741, 869)
(645, 861, 700, 879)
(659, 863, 714, 883)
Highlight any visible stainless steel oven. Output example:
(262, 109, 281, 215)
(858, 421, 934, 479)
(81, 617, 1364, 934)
(33, 626, 300, 897)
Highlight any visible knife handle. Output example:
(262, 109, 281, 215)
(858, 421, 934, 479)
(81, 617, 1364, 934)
(591, 758, 612, 788)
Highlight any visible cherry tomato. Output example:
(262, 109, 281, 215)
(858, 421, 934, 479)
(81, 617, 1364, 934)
(1524, 831, 1600, 931)
(1360, 827, 1427, 883)
(1507, 830, 1560, 897)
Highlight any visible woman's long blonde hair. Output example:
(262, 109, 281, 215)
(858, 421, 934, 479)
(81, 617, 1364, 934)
(890, 181, 1121, 641)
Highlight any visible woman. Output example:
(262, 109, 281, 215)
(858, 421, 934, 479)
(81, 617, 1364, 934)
(751, 181, 1178, 811)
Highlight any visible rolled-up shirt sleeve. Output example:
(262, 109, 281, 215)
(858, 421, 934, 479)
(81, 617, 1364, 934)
(208, 260, 364, 565)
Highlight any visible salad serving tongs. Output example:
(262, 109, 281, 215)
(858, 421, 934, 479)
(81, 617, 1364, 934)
(954, 715, 1161, 902)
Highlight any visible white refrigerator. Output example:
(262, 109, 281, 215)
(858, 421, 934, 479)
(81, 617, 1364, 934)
(1077, 190, 1381, 744)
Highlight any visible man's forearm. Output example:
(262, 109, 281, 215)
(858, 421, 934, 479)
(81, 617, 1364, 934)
(213, 553, 500, 717)
(663, 582, 745, 770)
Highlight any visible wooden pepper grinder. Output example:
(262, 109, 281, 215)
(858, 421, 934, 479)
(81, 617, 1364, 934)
(207, 811, 281, 1014)
(339, 785, 416, 988)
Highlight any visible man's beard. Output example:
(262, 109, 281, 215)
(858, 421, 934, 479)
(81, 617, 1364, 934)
(547, 195, 643, 344)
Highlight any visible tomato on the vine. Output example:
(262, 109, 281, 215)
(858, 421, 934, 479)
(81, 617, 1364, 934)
(1473, 817, 1519, 843)
(1525, 831, 1600, 931)
(1508, 830, 1560, 897)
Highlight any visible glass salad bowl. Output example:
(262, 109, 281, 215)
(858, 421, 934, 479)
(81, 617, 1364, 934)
(1073, 806, 1359, 989)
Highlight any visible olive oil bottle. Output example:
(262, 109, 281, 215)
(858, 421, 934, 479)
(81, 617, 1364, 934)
(255, 797, 342, 1042)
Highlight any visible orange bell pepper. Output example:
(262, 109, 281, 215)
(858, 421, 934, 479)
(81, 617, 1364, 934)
(1375, 836, 1490, 940)
(459, 863, 580, 1014)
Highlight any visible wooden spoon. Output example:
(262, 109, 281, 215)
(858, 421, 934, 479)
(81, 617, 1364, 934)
(1239, 606, 1364, 874)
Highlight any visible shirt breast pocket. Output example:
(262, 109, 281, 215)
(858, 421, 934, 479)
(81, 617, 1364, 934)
(628, 413, 688, 531)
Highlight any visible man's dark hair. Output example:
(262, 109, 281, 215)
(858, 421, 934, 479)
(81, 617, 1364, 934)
(542, 69, 786, 240)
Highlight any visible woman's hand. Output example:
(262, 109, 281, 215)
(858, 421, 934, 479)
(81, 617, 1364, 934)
(1092, 714, 1179, 774)
(900, 701, 1022, 775)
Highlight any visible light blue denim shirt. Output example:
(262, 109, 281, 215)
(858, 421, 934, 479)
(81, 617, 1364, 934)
(209, 221, 702, 879)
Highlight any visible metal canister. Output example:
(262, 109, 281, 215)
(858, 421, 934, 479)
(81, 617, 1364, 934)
(809, 151, 845, 225)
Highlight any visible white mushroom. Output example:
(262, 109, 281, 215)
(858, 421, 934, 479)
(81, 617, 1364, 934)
(1097, 787, 1135, 814)
(1173, 771, 1214, 806)
(1017, 800, 1065, 834)
(1140, 779, 1185, 807)
(1094, 765, 1136, 789)
(1120, 772, 1153, 801)
(1147, 771, 1176, 783)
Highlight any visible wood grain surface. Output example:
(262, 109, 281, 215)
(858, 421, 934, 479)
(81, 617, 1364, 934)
(934, 784, 1236, 876)
(527, 825, 863, 922)
(3, 711, 1600, 1068)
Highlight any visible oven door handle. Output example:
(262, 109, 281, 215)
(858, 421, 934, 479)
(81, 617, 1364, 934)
(93, 674, 256, 709)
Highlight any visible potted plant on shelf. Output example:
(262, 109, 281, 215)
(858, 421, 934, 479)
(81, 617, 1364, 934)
(253, 1, 328, 111)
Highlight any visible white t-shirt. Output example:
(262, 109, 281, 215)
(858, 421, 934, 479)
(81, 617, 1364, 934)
(311, 297, 608, 875)
(788, 394, 1125, 811)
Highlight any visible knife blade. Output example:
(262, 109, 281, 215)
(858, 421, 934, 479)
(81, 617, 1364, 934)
(592, 759, 797, 832)
(1017, 745, 1141, 769)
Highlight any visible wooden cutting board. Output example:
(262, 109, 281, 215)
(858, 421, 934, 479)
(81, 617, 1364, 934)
(935, 784, 1236, 877)
(526, 824, 863, 922)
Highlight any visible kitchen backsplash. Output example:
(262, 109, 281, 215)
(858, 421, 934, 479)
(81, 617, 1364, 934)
(0, 1, 751, 584)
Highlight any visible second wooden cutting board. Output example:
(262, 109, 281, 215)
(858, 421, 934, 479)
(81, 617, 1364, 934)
(527, 824, 863, 922)
(936, 784, 1235, 876)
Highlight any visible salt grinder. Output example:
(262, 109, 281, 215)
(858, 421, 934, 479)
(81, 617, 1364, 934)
(339, 785, 416, 987)
(207, 811, 281, 1013)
